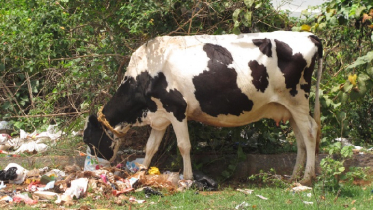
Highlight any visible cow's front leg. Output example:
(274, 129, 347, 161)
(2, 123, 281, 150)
(143, 128, 167, 168)
(172, 119, 193, 180)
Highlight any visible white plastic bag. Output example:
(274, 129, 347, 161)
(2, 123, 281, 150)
(12, 141, 48, 154)
(84, 147, 110, 171)
(63, 178, 88, 199)
(4, 163, 28, 184)
(0, 121, 11, 130)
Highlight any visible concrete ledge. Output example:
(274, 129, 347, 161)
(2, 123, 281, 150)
(0, 153, 371, 180)
(0, 156, 86, 169)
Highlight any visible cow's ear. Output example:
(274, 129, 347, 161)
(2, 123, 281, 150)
(88, 114, 100, 127)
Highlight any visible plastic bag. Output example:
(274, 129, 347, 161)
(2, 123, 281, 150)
(0, 121, 11, 130)
(12, 141, 48, 154)
(45, 169, 66, 181)
(13, 193, 37, 205)
(63, 178, 88, 199)
(4, 163, 28, 184)
(84, 147, 110, 171)
(0, 167, 18, 181)
(193, 170, 218, 191)
(126, 158, 144, 173)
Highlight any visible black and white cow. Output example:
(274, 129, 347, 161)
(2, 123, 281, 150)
(83, 31, 323, 185)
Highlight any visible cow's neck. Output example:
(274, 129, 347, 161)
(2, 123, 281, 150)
(102, 72, 150, 131)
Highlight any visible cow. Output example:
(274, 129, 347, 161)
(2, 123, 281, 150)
(83, 31, 323, 186)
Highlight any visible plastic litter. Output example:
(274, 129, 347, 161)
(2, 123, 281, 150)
(129, 177, 139, 187)
(84, 147, 111, 171)
(100, 174, 108, 183)
(126, 158, 144, 173)
(178, 179, 193, 191)
(164, 171, 180, 187)
(0, 167, 18, 181)
(256, 195, 268, 200)
(235, 201, 250, 209)
(4, 163, 28, 184)
(334, 138, 353, 146)
(143, 187, 163, 197)
(112, 187, 134, 196)
(237, 189, 254, 195)
(292, 183, 312, 192)
(12, 141, 48, 154)
(148, 167, 161, 175)
(0, 121, 12, 136)
(26, 181, 39, 192)
(0, 195, 13, 203)
(0, 125, 63, 155)
(0, 181, 6, 189)
(192, 170, 217, 191)
(45, 169, 66, 181)
(0, 133, 11, 143)
(13, 193, 38, 205)
(37, 180, 55, 191)
(0, 121, 11, 130)
(140, 173, 178, 191)
(19, 125, 62, 141)
(33, 191, 59, 200)
(129, 196, 146, 204)
(63, 178, 88, 199)
(303, 201, 314, 205)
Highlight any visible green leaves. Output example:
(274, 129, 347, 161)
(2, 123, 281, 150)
(341, 146, 353, 158)
(232, 0, 283, 34)
(232, 8, 251, 35)
(347, 51, 373, 69)
(244, 0, 255, 8)
(349, 5, 366, 18)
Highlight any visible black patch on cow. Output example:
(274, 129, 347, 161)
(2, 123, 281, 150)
(192, 43, 253, 117)
(275, 39, 307, 97)
(102, 72, 151, 126)
(146, 72, 187, 122)
(249, 60, 269, 93)
(308, 35, 323, 58)
(253, 38, 272, 57)
(102, 71, 187, 126)
(300, 54, 317, 98)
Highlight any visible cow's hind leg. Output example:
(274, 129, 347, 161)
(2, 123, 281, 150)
(289, 118, 306, 181)
(291, 114, 318, 186)
(143, 128, 167, 168)
(171, 119, 193, 180)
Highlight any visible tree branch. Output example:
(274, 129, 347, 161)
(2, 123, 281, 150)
(49, 54, 129, 61)
(3, 111, 89, 119)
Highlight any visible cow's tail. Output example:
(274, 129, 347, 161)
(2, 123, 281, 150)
(314, 56, 323, 155)
(309, 35, 323, 155)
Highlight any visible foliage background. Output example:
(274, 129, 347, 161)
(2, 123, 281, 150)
(0, 0, 372, 157)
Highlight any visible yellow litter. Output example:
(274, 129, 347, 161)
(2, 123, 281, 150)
(148, 167, 160, 175)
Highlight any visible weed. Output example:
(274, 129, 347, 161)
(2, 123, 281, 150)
(248, 168, 290, 188)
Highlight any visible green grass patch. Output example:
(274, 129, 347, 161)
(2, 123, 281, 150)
(36, 184, 370, 210)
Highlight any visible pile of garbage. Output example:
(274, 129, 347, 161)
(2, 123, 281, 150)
(0, 124, 62, 155)
(0, 151, 217, 207)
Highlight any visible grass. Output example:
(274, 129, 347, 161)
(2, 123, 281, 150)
(123, 185, 372, 210)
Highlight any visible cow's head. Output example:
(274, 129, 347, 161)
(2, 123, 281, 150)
(83, 114, 116, 161)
